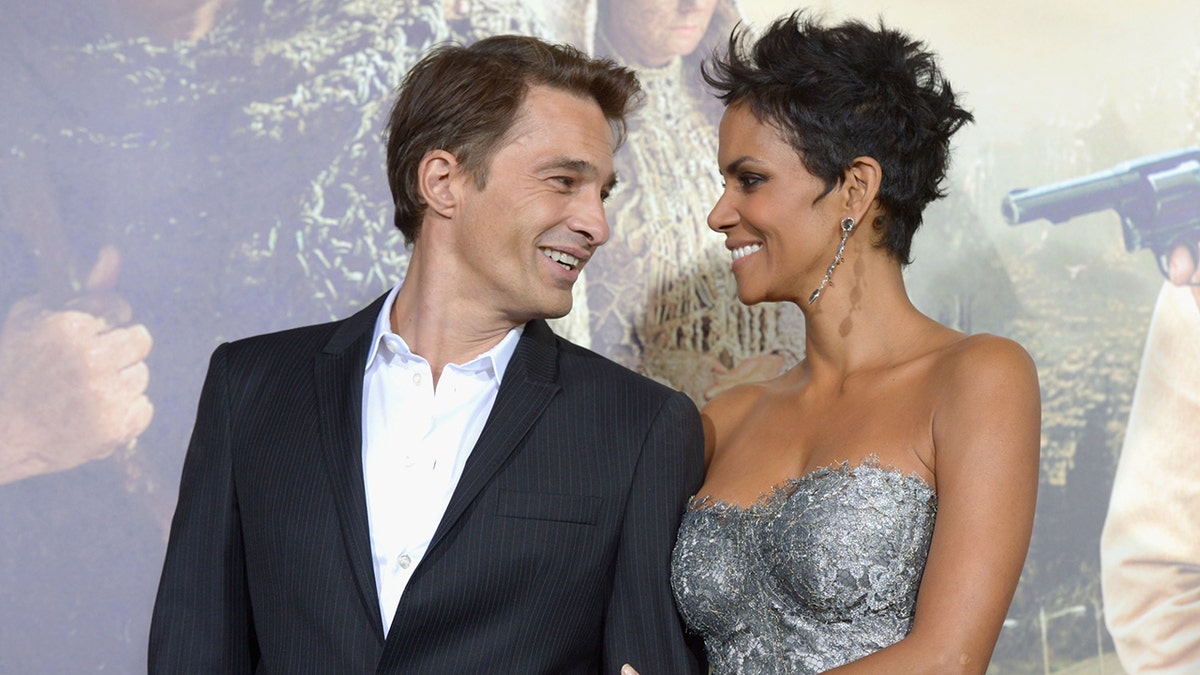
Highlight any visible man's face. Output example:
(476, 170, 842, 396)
(449, 85, 616, 325)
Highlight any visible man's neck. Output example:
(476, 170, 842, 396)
(390, 252, 522, 385)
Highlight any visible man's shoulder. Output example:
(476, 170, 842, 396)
(217, 296, 383, 367)
(226, 317, 344, 352)
(550, 334, 683, 402)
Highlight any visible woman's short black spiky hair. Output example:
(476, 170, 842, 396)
(703, 11, 974, 264)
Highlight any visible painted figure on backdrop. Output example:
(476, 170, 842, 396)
(1102, 236, 1200, 674)
(627, 13, 1041, 673)
(0, 1, 558, 671)
(0, 4, 246, 669)
(149, 35, 705, 673)
(550, 0, 805, 402)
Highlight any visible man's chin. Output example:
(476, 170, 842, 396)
(542, 302, 573, 321)
(521, 296, 574, 323)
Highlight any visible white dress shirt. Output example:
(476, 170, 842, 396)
(361, 284, 523, 635)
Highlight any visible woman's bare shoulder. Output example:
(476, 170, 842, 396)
(700, 379, 768, 429)
(702, 380, 762, 421)
(939, 333, 1038, 387)
(699, 375, 786, 464)
(932, 332, 1041, 445)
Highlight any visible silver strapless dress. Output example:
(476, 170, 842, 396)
(671, 461, 937, 674)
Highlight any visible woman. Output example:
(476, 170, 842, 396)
(652, 12, 1040, 673)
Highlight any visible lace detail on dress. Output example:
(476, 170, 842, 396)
(671, 459, 937, 674)
(686, 456, 933, 512)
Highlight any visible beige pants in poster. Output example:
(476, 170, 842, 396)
(1102, 282, 1200, 673)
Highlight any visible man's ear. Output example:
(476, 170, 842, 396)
(418, 149, 463, 219)
(842, 156, 882, 223)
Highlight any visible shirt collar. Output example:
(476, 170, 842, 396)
(365, 283, 525, 383)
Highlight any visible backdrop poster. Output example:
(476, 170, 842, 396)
(1, 0, 1197, 671)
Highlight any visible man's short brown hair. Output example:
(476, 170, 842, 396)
(385, 35, 643, 244)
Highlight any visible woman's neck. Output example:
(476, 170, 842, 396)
(799, 248, 941, 377)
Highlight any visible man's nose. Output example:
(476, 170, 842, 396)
(571, 192, 611, 248)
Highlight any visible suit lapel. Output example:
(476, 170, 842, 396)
(313, 294, 388, 640)
(425, 319, 562, 555)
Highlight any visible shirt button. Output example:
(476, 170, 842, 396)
(401, 455, 415, 468)
(412, 372, 422, 386)
(398, 554, 412, 570)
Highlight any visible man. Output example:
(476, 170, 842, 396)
(1101, 240, 1200, 674)
(148, 35, 705, 674)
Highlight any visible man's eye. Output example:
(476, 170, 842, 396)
(553, 176, 576, 189)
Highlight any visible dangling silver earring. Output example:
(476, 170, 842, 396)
(808, 217, 856, 305)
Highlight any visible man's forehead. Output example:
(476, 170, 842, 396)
(510, 86, 613, 139)
(501, 88, 615, 167)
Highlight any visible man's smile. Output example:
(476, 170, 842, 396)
(539, 247, 582, 271)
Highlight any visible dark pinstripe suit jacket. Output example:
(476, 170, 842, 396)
(148, 295, 706, 674)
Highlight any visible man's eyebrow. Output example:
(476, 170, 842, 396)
(539, 157, 597, 175)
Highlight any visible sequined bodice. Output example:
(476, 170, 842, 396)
(671, 462, 937, 674)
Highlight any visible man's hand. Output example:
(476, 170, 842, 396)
(0, 246, 153, 485)
(1166, 239, 1200, 309)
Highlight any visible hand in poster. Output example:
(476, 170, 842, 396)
(0, 245, 153, 485)
(1166, 238, 1200, 308)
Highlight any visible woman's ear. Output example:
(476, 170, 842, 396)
(843, 156, 882, 223)
(418, 149, 462, 220)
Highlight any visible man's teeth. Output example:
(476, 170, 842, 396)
(731, 244, 762, 261)
(540, 248, 580, 270)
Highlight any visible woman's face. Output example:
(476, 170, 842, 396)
(708, 104, 845, 306)
(604, 0, 720, 67)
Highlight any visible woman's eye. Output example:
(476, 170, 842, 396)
(738, 173, 764, 189)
